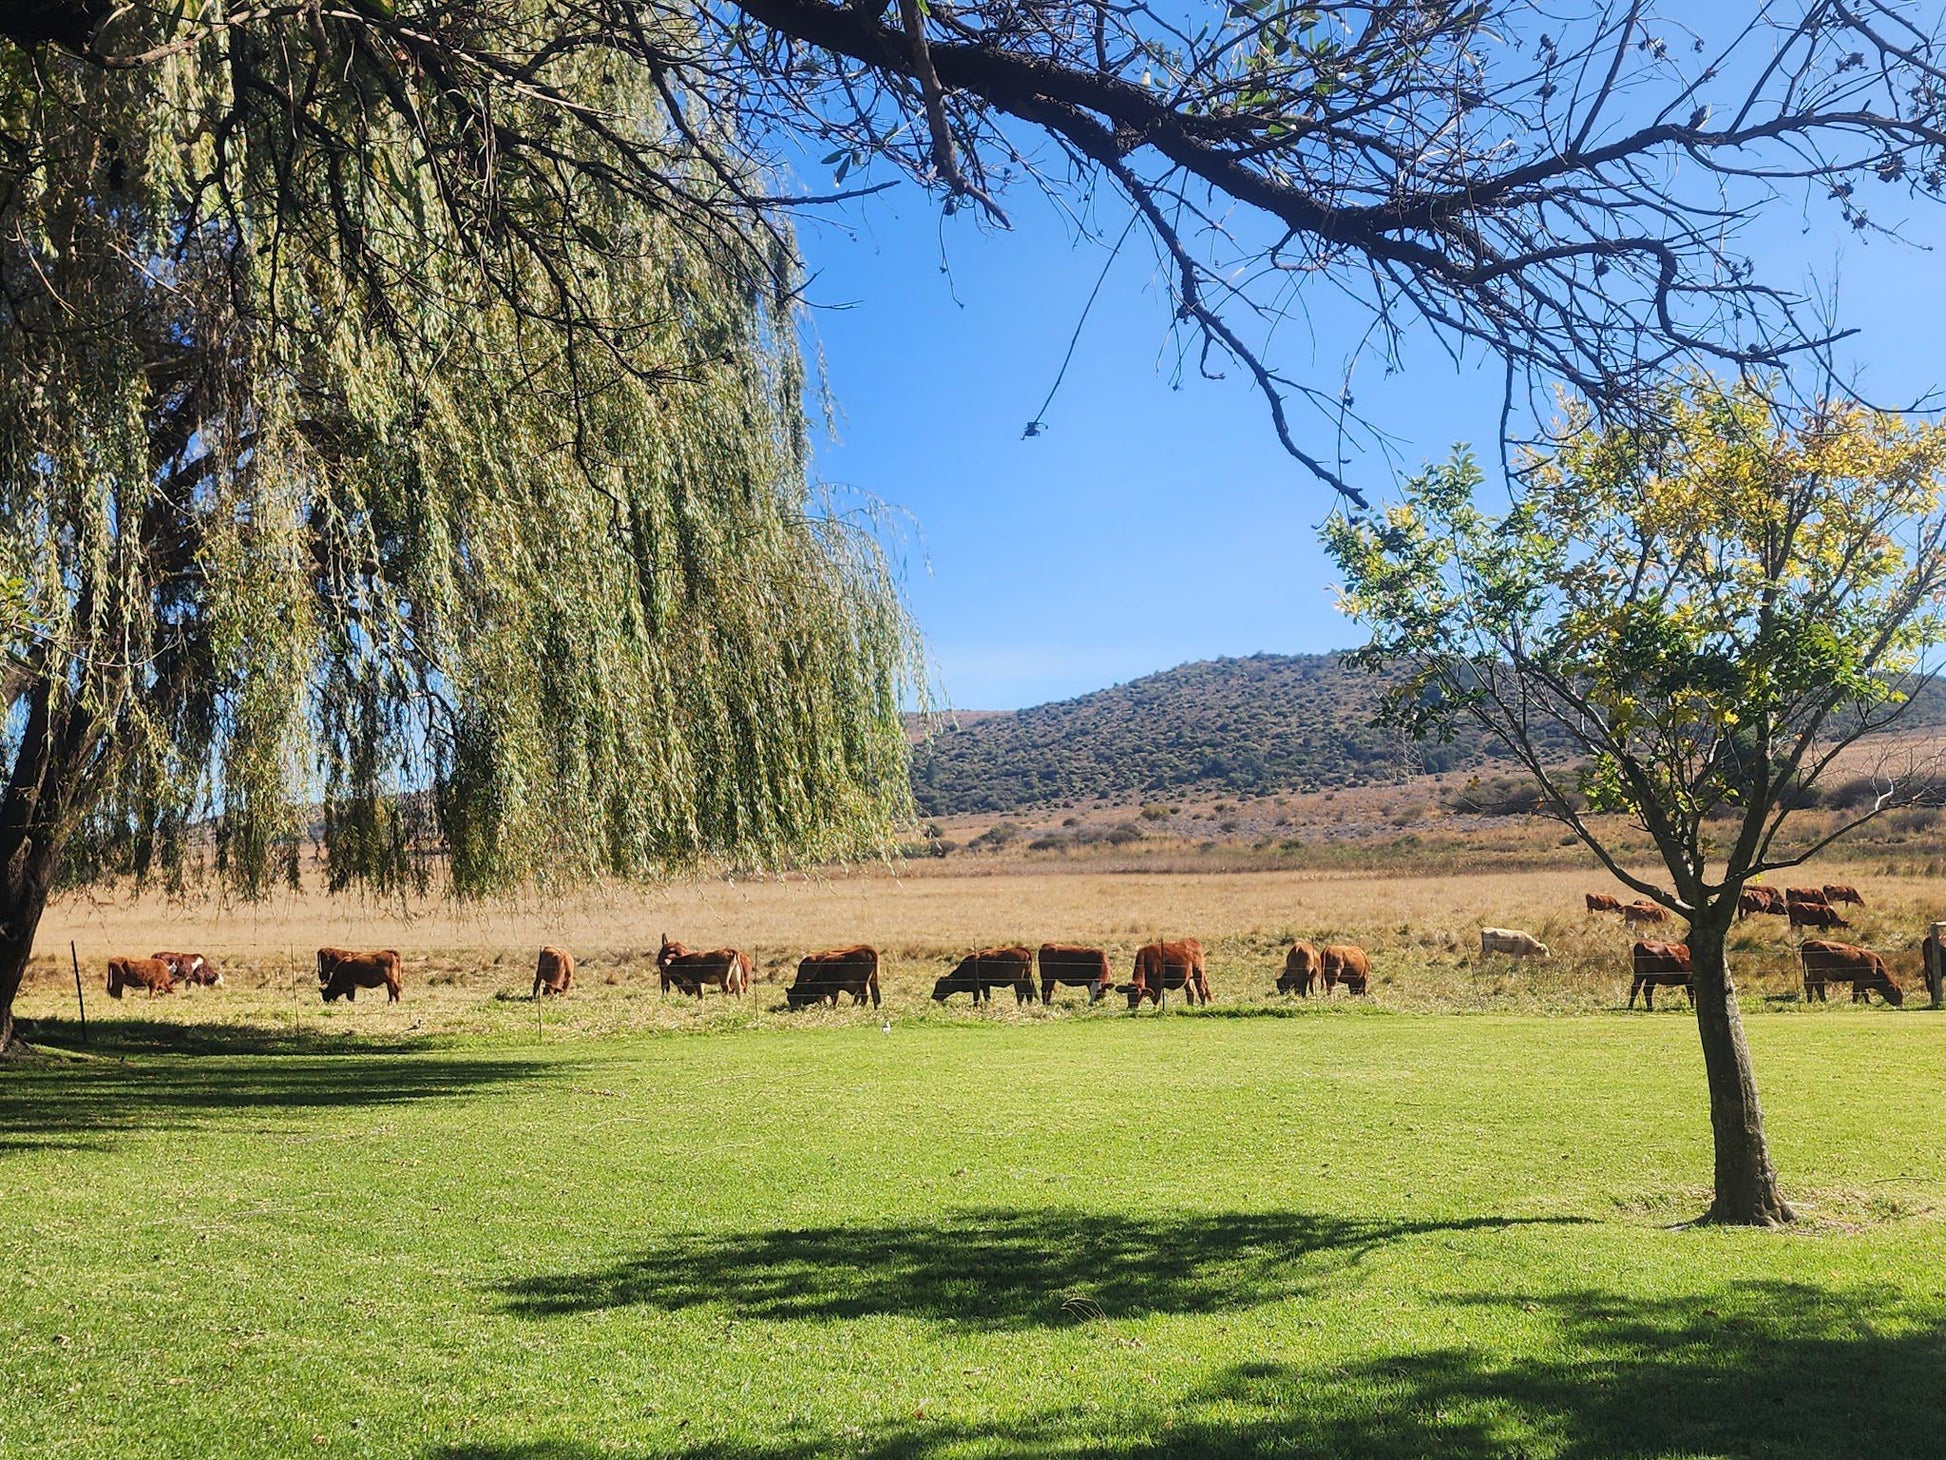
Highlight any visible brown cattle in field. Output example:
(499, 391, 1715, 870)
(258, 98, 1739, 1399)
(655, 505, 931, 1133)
(317, 947, 402, 1002)
(1785, 887, 1829, 909)
(1737, 886, 1785, 919)
(1622, 901, 1670, 929)
(787, 946, 881, 1009)
(656, 935, 748, 998)
(1122, 940, 1210, 1007)
(934, 946, 1036, 1006)
(1278, 942, 1322, 996)
(106, 956, 177, 998)
(1037, 944, 1114, 1005)
(153, 951, 220, 987)
(1320, 944, 1371, 996)
(1821, 884, 1865, 907)
(1628, 941, 1692, 1010)
(1799, 940, 1904, 1006)
(1788, 902, 1850, 932)
(1584, 892, 1623, 914)
(1481, 928, 1549, 958)
(532, 946, 574, 997)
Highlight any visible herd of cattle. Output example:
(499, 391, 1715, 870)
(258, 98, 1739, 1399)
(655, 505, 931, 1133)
(94, 881, 1911, 1011)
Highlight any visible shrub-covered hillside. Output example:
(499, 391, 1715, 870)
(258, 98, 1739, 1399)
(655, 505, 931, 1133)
(909, 653, 1528, 815)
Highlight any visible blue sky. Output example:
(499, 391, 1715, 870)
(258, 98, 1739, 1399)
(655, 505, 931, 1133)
(794, 174, 1946, 711)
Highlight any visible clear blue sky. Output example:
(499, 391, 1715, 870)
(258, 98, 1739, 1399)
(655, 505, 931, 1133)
(794, 176, 1946, 711)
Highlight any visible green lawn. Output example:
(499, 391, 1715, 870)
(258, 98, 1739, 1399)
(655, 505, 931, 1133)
(4, 1012, 1942, 1458)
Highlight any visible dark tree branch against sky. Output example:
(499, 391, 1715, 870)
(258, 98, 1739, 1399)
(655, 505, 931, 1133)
(10, 2, 1946, 504)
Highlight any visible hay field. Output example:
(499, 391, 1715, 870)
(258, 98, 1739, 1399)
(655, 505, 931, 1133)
(18, 861, 1940, 1043)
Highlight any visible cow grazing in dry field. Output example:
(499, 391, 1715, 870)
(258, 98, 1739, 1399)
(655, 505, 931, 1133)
(1628, 942, 1692, 1010)
(934, 946, 1036, 1006)
(1822, 883, 1866, 907)
(1122, 940, 1210, 1007)
(1584, 893, 1623, 914)
(153, 951, 220, 987)
(1037, 944, 1114, 1005)
(1622, 901, 1670, 930)
(106, 956, 177, 998)
(317, 948, 403, 1003)
(1278, 942, 1322, 996)
(1320, 944, 1371, 996)
(1737, 886, 1786, 919)
(532, 947, 574, 997)
(1785, 887, 1830, 909)
(1480, 928, 1549, 958)
(787, 946, 881, 1009)
(1788, 902, 1851, 932)
(656, 935, 749, 998)
(1799, 941, 1904, 1006)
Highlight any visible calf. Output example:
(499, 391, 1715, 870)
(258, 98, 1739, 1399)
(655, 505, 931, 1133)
(1622, 901, 1670, 929)
(933, 946, 1035, 1006)
(1799, 940, 1904, 1006)
(1278, 941, 1322, 996)
(1480, 927, 1549, 958)
(153, 951, 220, 987)
(1122, 940, 1210, 1007)
(656, 935, 748, 998)
(317, 947, 402, 1003)
(106, 956, 177, 998)
(1584, 893, 1623, 914)
(787, 946, 881, 1009)
(1788, 902, 1851, 932)
(1037, 944, 1114, 1005)
(1821, 883, 1866, 907)
(532, 946, 574, 997)
(1629, 941, 1692, 1010)
(1320, 944, 1371, 996)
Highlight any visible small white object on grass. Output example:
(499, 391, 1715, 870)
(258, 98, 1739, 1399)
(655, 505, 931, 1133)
(882, 1021, 891, 1034)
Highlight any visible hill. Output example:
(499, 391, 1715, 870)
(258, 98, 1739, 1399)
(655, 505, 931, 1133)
(909, 653, 1528, 816)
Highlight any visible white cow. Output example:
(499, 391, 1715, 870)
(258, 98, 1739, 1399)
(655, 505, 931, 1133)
(1480, 927, 1549, 958)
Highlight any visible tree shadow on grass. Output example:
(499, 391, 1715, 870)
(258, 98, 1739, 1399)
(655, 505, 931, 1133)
(438, 1280, 1946, 1459)
(500, 1209, 1588, 1331)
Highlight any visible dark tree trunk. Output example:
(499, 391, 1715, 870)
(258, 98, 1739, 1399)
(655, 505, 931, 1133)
(1686, 909, 1794, 1226)
(0, 841, 59, 1055)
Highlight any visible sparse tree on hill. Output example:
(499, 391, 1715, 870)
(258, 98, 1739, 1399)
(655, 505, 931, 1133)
(1326, 378, 1946, 1225)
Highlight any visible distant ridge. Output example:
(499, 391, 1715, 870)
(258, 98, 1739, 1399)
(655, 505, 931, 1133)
(908, 652, 1517, 816)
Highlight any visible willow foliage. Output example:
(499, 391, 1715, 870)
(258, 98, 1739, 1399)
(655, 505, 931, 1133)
(0, 8, 921, 905)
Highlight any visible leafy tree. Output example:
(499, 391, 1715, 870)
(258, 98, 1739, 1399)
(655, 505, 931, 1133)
(1326, 379, 1946, 1225)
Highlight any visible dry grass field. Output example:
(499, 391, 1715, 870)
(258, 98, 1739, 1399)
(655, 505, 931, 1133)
(18, 858, 1942, 1043)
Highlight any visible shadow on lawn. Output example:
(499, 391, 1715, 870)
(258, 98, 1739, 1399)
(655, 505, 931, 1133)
(500, 1208, 1588, 1330)
(441, 1280, 1946, 1459)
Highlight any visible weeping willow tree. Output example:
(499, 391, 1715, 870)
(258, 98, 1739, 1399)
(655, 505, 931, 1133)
(0, 12, 920, 1050)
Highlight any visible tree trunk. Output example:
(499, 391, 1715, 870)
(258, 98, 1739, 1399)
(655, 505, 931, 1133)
(0, 836, 60, 1055)
(1686, 911, 1794, 1226)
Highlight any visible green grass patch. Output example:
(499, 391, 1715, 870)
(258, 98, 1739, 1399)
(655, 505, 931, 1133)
(4, 1014, 1942, 1457)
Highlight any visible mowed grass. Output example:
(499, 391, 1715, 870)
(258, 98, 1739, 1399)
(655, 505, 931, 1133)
(5, 1012, 1944, 1459)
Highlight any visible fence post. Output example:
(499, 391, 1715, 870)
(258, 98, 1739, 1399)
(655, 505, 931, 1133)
(1928, 923, 1945, 1008)
(69, 940, 87, 1045)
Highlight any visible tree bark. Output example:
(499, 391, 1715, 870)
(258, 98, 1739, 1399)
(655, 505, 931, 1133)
(1687, 910, 1795, 1226)
(0, 836, 60, 1055)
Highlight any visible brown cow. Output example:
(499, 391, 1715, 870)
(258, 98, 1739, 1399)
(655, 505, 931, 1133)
(1737, 886, 1786, 919)
(1622, 901, 1670, 929)
(1278, 942, 1322, 996)
(1788, 902, 1851, 932)
(656, 935, 748, 999)
(153, 951, 221, 987)
(532, 946, 574, 997)
(317, 947, 403, 1003)
(1584, 893, 1623, 914)
(1122, 940, 1210, 1007)
(934, 946, 1035, 1006)
(1037, 944, 1114, 1005)
(1785, 887, 1830, 908)
(787, 946, 881, 1009)
(106, 956, 177, 998)
(1319, 944, 1371, 996)
(1799, 940, 1904, 1006)
(1628, 941, 1692, 1010)
(1821, 883, 1866, 907)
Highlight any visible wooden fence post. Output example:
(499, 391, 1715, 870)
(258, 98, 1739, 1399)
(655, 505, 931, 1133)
(1927, 923, 1945, 1008)
(69, 940, 87, 1045)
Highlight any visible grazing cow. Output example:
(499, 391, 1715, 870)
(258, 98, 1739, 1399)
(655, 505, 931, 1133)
(1480, 928, 1549, 958)
(316, 947, 403, 1003)
(1821, 883, 1866, 907)
(1799, 940, 1904, 1006)
(1122, 940, 1210, 1007)
(786, 946, 881, 1009)
(1584, 893, 1623, 914)
(1320, 944, 1372, 997)
(934, 946, 1036, 1006)
(1278, 942, 1322, 996)
(1622, 901, 1670, 929)
(1037, 944, 1114, 1005)
(1785, 887, 1830, 909)
(1628, 941, 1692, 1010)
(106, 956, 177, 998)
(1737, 886, 1786, 919)
(153, 951, 220, 987)
(656, 935, 748, 999)
(1788, 902, 1851, 932)
(532, 946, 575, 997)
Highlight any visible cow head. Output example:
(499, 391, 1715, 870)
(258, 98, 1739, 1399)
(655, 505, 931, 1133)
(930, 974, 958, 1002)
(785, 984, 819, 1010)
